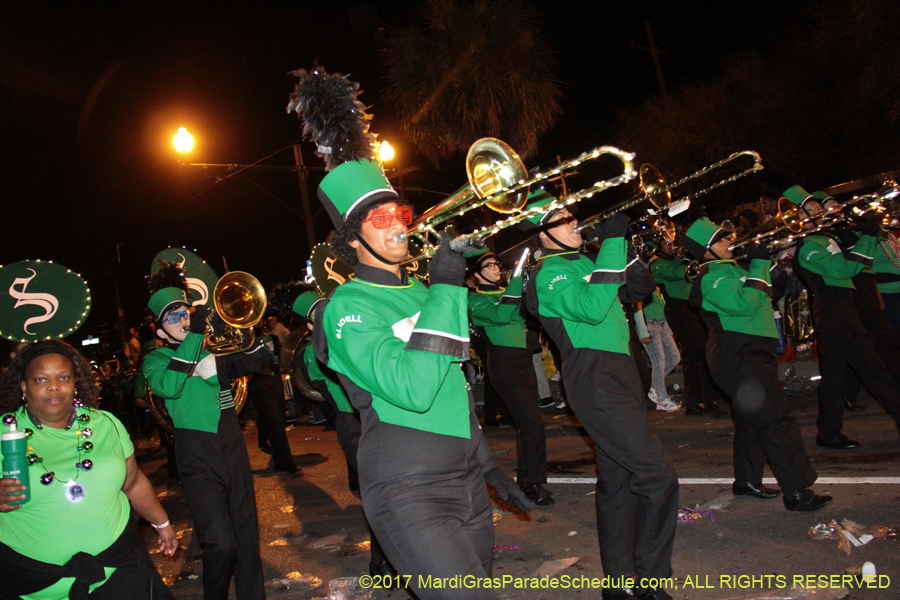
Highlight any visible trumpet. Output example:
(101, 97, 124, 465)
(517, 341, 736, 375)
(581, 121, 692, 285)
(398, 138, 637, 263)
(577, 150, 764, 236)
(204, 271, 268, 355)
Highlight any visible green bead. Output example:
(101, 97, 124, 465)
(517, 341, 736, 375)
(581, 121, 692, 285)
(81, 441, 93, 453)
(24, 428, 33, 439)
(77, 414, 90, 424)
(27, 453, 39, 465)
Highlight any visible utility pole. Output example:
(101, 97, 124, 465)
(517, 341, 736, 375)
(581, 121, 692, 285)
(631, 19, 668, 98)
(294, 144, 317, 252)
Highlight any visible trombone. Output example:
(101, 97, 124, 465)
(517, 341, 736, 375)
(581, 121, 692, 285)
(576, 150, 764, 236)
(398, 138, 637, 263)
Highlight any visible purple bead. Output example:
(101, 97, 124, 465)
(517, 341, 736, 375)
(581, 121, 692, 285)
(40, 473, 54, 485)
(2, 414, 16, 427)
(80, 459, 93, 471)
(80, 428, 92, 438)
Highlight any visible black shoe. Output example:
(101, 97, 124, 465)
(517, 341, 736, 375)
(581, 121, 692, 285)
(783, 489, 833, 512)
(520, 484, 555, 507)
(732, 481, 780, 499)
(816, 434, 861, 450)
(369, 560, 400, 589)
(684, 406, 704, 416)
(602, 588, 636, 600)
(538, 396, 557, 408)
(702, 405, 728, 418)
(484, 419, 500, 427)
(307, 412, 327, 426)
(274, 462, 298, 473)
(844, 399, 867, 412)
(635, 585, 673, 600)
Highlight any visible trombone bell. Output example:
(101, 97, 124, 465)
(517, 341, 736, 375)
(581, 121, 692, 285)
(467, 138, 529, 213)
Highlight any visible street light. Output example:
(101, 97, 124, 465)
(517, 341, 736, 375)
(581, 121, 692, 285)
(378, 140, 395, 163)
(174, 127, 194, 153)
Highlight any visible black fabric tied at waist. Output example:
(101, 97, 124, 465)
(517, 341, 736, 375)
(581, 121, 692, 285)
(0, 515, 174, 600)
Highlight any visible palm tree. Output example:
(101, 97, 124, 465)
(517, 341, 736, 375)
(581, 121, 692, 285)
(382, 0, 562, 163)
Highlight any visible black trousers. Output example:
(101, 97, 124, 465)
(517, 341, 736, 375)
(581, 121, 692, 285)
(175, 409, 264, 600)
(812, 287, 900, 439)
(665, 299, 724, 410)
(706, 332, 817, 495)
(561, 349, 678, 579)
(486, 344, 548, 486)
(248, 373, 294, 469)
(359, 422, 495, 600)
(882, 291, 900, 335)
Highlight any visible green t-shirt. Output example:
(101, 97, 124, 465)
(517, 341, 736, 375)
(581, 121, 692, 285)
(642, 286, 667, 321)
(874, 238, 900, 294)
(0, 407, 134, 600)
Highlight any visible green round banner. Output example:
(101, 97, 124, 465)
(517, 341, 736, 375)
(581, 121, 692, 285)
(151, 248, 218, 306)
(0, 260, 92, 342)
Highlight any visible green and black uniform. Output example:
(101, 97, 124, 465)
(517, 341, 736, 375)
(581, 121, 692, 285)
(248, 334, 294, 471)
(794, 233, 900, 441)
(691, 257, 816, 494)
(314, 263, 499, 600)
(468, 276, 548, 486)
(650, 254, 724, 413)
(526, 237, 678, 582)
(143, 332, 269, 600)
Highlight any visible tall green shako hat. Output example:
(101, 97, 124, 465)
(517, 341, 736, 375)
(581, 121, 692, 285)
(783, 185, 816, 207)
(682, 217, 731, 260)
(147, 261, 190, 321)
(287, 65, 400, 228)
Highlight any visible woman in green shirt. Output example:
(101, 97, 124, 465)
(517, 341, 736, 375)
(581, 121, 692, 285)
(0, 341, 176, 599)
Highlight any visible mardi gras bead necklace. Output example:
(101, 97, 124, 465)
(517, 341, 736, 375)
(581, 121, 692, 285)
(2, 410, 95, 503)
(882, 231, 900, 270)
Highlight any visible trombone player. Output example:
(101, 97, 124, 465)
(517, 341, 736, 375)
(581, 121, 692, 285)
(788, 186, 900, 450)
(144, 261, 270, 600)
(522, 195, 678, 600)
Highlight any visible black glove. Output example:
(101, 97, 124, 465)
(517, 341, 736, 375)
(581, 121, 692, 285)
(482, 467, 533, 512)
(863, 214, 882, 237)
(189, 305, 211, 334)
(428, 231, 467, 286)
(833, 226, 859, 248)
(596, 213, 631, 244)
(745, 244, 770, 262)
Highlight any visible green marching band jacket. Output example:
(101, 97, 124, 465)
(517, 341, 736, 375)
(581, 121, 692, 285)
(302, 338, 354, 413)
(142, 332, 270, 433)
(314, 267, 472, 439)
(467, 276, 527, 349)
(649, 255, 693, 302)
(794, 233, 876, 289)
(525, 236, 631, 356)
(690, 258, 779, 339)
(874, 235, 900, 295)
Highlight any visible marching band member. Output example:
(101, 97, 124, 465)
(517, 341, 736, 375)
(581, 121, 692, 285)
(143, 262, 269, 600)
(873, 222, 900, 335)
(290, 66, 530, 600)
(682, 218, 830, 511)
(467, 248, 553, 506)
(649, 237, 728, 417)
(788, 186, 900, 449)
(522, 194, 678, 600)
(272, 283, 399, 584)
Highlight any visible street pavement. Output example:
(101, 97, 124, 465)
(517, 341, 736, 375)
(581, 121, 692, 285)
(137, 376, 900, 600)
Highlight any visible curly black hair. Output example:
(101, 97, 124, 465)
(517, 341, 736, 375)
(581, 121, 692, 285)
(0, 341, 99, 415)
(328, 207, 368, 267)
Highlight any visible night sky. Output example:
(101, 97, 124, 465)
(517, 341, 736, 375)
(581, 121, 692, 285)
(0, 0, 800, 342)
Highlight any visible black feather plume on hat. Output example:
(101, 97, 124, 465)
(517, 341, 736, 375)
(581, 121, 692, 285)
(148, 260, 193, 300)
(286, 65, 377, 171)
(269, 281, 319, 321)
